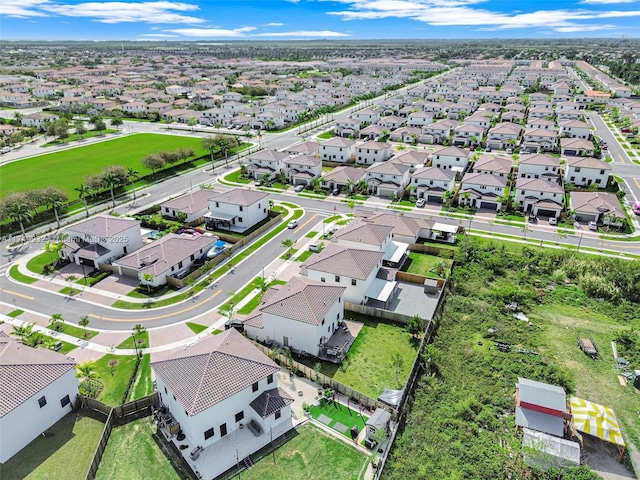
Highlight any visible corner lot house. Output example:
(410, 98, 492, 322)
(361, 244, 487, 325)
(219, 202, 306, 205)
(244, 276, 347, 356)
(570, 192, 625, 226)
(151, 329, 294, 480)
(283, 155, 322, 187)
(564, 157, 611, 188)
(246, 150, 288, 181)
(160, 190, 213, 224)
(205, 189, 269, 233)
(61, 216, 143, 269)
(115, 232, 217, 287)
(0, 333, 78, 463)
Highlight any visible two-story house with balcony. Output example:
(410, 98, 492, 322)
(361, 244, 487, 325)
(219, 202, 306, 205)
(411, 167, 456, 203)
(459, 172, 508, 212)
(514, 177, 564, 218)
(486, 122, 523, 150)
(364, 161, 411, 198)
(283, 155, 323, 186)
(246, 150, 288, 181)
(522, 128, 559, 152)
(205, 188, 269, 232)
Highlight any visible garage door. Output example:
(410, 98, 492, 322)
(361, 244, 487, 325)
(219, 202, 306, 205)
(536, 209, 557, 218)
(427, 195, 442, 203)
(564, 149, 577, 156)
(480, 201, 496, 210)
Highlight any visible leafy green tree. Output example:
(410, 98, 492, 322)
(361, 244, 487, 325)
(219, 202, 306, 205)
(110, 115, 123, 131)
(281, 238, 294, 258)
(390, 352, 404, 388)
(49, 313, 64, 331)
(76, 360, 99, 382)
(75, 183, 92, 218)
(142, 273, 153, 293)
(73, 119, 87, 139)
(103, 172, 120, 208)
(142, 153, 165, 174)
(406, 314, 425, 337)
(79, 316, 90, 338)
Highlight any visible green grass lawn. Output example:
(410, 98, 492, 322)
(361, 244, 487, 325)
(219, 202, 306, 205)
(9, 265, 37, 284)
(26, 251, 55, 274)
(296, 250, 315, 263)
(237, 279, 286, 315)
(117, 331, 150, 349)
(309, 400, 368, 438)
(47, 322, 99, 340)
(401, 252, 451, 278)
(238, 424, 368, 480)
(1, 133, 207, 198)
(222, 169, 251, 184)
(95, 417, 180, 480)
(186, 321, 208, 334)
(93, 354, 139, 406)
(57, 339, 78, 354)
(0, 410, 105, 480)
(299, 315, 418, 398)
(7, 309, 23, 318)
(41, 129, 116, 147)
(126, 354, 153, 402)
(305, 231, 318, 238)
(317, 130, 334, 139)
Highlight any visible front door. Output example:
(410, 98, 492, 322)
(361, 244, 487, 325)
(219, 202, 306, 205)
(283, 336, 289, 348)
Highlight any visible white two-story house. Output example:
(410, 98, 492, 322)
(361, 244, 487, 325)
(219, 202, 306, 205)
(517, 154, 561, 182)
(205, 188, 269, 232)
(283, 155, 323, 187)
(459, 172, 508, 212)
(246, 150, 288, 181)
(431, 146, 470, 173)
(160, 190, 213, 224)
(559, 120, 591, 140)
(564, 157, 611, 188)
(321, 137, 356, 163)
(355, 140, 393, 165)
(411, 166, 456, 203)
(365, 161, 411, 198)
(514, 177, 564, 218)
(485, 122, 523, 150)
(151, 329, 294, 480)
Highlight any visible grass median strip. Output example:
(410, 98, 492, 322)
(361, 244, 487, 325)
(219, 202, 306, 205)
(186, 321, 208, 334)
(9, 265, 37, 284)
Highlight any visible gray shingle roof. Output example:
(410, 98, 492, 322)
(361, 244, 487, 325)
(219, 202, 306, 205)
(333, 221, 392, 247)
(151, 329, 278, 416)
(159, 190, 214, 214)
(250, 388, 294, 418)
(0, 337, 76, 418)
(259, 276, 345, 325)
(67, 215, 140, 237)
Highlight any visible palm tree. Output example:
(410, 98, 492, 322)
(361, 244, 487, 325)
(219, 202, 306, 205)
(103, 172, 120, 208)
(126, 167, 139, 202)
(45, 190, 65, 229)
(142, 273, 153, 293)
(74, 183, 91, 218)
(76, 361, 99, 382)
(11, 322, 34, 342)
(187, 117, 197, 133)
(49, 313, 64, 332)
(7, 201, 32, 240)
(78, 316, 90, 339)
(253, 276, 269, 296)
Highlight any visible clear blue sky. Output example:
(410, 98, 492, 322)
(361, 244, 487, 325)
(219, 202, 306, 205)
(3, 0, 640, 41)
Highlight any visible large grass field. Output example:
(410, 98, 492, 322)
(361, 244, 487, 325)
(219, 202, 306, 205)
(298, 314, 418, 398)
(0, 410, 105, 480)
(0, 133, 208, 198)
(95, 417, 181, 480)
(238, 424, 368, 480)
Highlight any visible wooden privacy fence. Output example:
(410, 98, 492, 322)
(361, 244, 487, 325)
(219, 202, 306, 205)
(395, 271, 446, 288)
(82, 392, 159, 480)
(344, 302, 415, 325)
(407, 242, 455, 257)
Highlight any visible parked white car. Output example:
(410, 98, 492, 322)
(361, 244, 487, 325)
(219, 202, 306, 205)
(588, 221, 598, 231)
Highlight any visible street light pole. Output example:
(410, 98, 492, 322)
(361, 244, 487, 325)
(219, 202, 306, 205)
(577, 233, 583, 253)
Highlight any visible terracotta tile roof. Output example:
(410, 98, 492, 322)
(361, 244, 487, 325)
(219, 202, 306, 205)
(151, 329, 278, 416)
(250, 388, 294, 418)
(0, 337, 76, 418)
(304, 243, 383, 280)
(259, 276, 345, 325)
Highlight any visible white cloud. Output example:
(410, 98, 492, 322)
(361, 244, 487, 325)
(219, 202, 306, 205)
(137, 33, 180, 37)
(326, 0, 640, 32)
(581, 0, 635, 3)
(42, 1, 205, 24)
(255, 30, 350, 37)
(167, 27, 257, 37)
(266, 22, 284, 26)
(1, 0, 50, 18)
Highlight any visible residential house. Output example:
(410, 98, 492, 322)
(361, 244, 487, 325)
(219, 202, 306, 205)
(431, 146, 470, 173)
(21, 112, 59, 130)
(115, 232, 217, 287)
(360, 213, 435, 245)
(355, 141, 393, 165)
(452, 123, 485, 147)
(514, 178, 564, 218)
(486, 122, 522, 150)
(365, 161, 411, 198)
(560, 138, 594, 157)
(160, 190, 213, 224)
(359, 124, 386, 141)
(390, 150, 429, 172)
(334, 117, 361, 138)
(517, 154, 561, 181)
(284, 141, 320, 157)
(351, 108, 381, 127)
(205, 188, 269, 233)
(471, 155, 513, 177)
(246, 150, 288, 181)
(522, 128, 559, 152)
(407, 111, 435, 128)
(559, 120, 591, 139)
(244, 276, 347, 356)
(459, 172, 508, 211)
(389, 126, 422, 144)
(411, 167, 456, 203)
(320, 166, 365, 192)
(332, 221, 407, 269)
(61, 216, 143, 269)
(254, 111, 285, 130)
(283, 155, 323, 187)
(420, 119, 457, 144)
(377, 115, 405, 131)
(564, 157, 611, 188)
(0, 333, 78, 464)
(151, 329, 293, 480)
(320, 137, 356, 163)
(570, 192, 625, 226)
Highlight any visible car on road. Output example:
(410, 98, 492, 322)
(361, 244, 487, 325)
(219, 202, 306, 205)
(588, 221, 598, 231)
(0, 147, 10, 154)
(548, 217, 557, 226)
(294, 184, 305, 192)
(416, 198, 426, 208)
(633, 202, 640, 215)
(287, 220, 298, 229)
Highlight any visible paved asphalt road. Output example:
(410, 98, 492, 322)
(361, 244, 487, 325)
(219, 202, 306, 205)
(1, 72, 639, 331)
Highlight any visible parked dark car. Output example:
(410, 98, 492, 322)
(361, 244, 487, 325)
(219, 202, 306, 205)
(224, 319, 244, 333)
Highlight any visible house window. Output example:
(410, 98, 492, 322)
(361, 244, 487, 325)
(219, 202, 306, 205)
(600, 169, 605, 175)
(164, 387, 167, 394)
(351, 278, 357, 286)
(38, 396, 47, 408)
(220, 423, 228, 437)
(216, 202, 220, 208)
(337, 313, 340, 320)
(178, 262, 183, 269)
(575, 167, 581, 172)
(252, 382, 259, 392)
(335, 275, 340, 282)
(190, 254, 194, 261)
(320, 277, 326, 283)
(239, 206, 243, 212)
(238, 217, 243, 223)
(60, 395, 70, 408)
(267, 374, 273, 384)
(204, 427, 214, 440)
(235, 411, 244, 422)
(275, 410, 282, 420)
